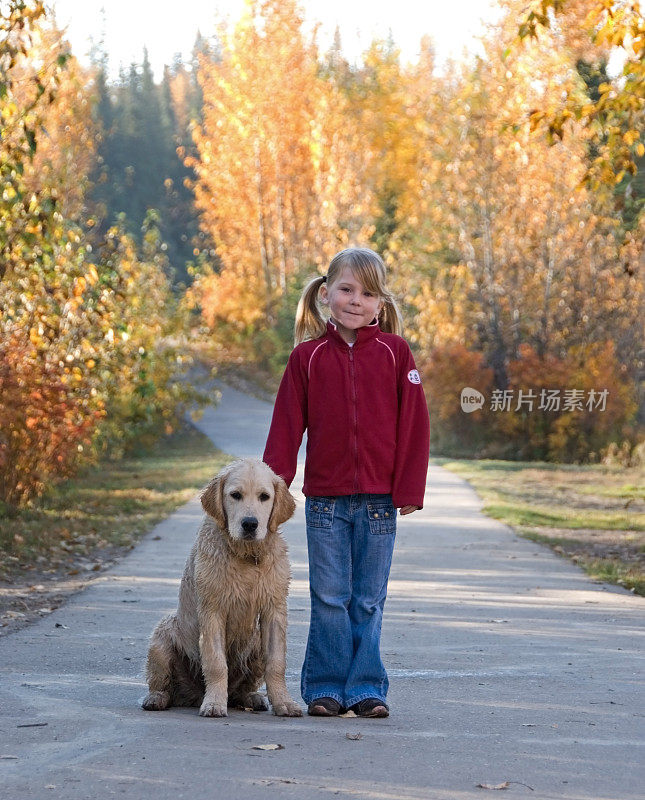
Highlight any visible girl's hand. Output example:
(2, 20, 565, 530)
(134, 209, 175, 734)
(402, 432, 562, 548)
(399, 505, 420, 515)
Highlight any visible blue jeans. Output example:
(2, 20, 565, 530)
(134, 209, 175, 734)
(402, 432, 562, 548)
(301, 493, 397, 708)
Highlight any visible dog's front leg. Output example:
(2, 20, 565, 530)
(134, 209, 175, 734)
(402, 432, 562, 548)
(260, 603, 302, 717)
(198, 607, 228, 717)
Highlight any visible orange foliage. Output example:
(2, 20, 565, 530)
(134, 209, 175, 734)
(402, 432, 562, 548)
(0, 1, 198, 509)
(188, 0, 373, 335)
(517, 0, 645, 184)
(421, 344, 494, 456)
(0, 332, 104, 507)
(478, 342, 635, 461)
(547, 341, 639, 462)
(196, 267, 266, 332)
(418, 341, 638, 462)
(496, 344, 583, 460)
(423, 344, 493, 423)
(23, 31, 97, 220)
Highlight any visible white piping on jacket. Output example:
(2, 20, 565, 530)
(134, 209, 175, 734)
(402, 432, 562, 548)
(375, 337, 396, 368)
(311, 320, 387, 379)
(308, 340, 328, 379)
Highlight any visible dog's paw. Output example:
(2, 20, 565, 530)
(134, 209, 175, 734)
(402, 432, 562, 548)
(246, 692, 269, 712)
(272, 699, 303, 717)
(199, 699, 228, 717)
(142, 690, 170, 711)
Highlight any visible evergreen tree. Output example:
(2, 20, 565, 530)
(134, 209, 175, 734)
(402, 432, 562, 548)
(87, 44, 205, 286)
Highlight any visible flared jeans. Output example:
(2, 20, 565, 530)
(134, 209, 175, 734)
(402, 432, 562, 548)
(301, 493, 397, 708)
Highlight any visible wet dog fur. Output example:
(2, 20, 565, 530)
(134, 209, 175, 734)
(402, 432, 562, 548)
(141, 458, 302, 717)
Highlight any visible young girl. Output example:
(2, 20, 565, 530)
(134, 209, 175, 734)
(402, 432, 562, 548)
(263, 247, 430, 718)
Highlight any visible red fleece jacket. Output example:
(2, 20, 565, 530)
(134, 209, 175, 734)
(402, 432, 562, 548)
(263, 319, 430, 509)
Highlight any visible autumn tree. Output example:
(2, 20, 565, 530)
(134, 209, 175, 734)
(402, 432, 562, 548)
(517, 0, 645, 188)
(1, 4, 203, 507)
(388, 2, 643, 459)
(339, 36, 425, 256)
(0, 2, 102, 505)
(187, 0, 372, 357)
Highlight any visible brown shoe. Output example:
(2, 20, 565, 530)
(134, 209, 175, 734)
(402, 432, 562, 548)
(307, 697, 343, 716)
(350, 698, 389, 717)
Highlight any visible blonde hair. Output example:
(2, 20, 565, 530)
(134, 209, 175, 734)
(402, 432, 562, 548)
(294, 248, 403, 345)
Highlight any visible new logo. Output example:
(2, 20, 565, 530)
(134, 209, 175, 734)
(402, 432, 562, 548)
(460, 387, 485, 413)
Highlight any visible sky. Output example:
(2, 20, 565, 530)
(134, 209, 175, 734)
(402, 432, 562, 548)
(50, 0, 503, 81)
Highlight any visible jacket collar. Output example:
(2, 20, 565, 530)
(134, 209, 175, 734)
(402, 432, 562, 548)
(326, 317, 380, 349)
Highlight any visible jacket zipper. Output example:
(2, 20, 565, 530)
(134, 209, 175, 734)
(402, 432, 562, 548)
(349, 347, 359, 492)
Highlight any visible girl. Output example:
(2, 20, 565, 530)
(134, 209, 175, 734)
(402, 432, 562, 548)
(263, 247, 430, 718)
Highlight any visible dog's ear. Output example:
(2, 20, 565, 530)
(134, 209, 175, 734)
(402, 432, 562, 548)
(201, 473, 228, 531)
(268, 477, 296, 534)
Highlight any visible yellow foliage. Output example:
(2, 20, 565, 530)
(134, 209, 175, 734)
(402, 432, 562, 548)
(189, 0, 373, 334)
(517, 0, 645, 183)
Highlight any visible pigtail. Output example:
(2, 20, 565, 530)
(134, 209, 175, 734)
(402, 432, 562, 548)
(294, 275, 327, 345)
(378, 295, 403, 336)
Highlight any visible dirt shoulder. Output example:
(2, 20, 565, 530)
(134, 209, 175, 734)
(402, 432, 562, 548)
(0, 422, 229, 636)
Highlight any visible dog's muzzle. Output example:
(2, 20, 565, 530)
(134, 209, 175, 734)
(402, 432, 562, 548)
(241, 517, 259, 539)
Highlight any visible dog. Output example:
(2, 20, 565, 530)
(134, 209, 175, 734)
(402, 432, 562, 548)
(141, 458, 302, 717)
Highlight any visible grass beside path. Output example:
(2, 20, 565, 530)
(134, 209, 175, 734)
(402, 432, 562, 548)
(433, 457, 645, 596)
(0, 421, 229, 634)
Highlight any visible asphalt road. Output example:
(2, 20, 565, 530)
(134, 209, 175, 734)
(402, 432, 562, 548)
(1, 383, 643, 799)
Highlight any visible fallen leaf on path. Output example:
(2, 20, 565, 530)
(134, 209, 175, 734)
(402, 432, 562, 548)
(476, 781, 510, 790)
(252, 743, 284, 751)
(477, 781, 534, 792)
(346, 733, 362, 740)
(16, 722, 48, 728)
(0, 755, 19, 759)
(339, 710, 357, 717)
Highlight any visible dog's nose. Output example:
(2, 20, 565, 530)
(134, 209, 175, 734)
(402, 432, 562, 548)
(241, 517, 259, 538)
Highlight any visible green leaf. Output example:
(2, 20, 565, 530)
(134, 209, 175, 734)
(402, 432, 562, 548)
(26, 128, 37, 156)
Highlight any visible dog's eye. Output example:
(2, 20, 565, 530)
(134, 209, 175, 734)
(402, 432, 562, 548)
(259, 492, 270, 502)
(230, 491, 243, 500)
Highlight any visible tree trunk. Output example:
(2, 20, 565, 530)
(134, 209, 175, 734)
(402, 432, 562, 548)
(253, 137, 273, 322)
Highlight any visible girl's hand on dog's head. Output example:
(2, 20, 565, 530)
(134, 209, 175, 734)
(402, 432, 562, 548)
(398, 505, 421, 515)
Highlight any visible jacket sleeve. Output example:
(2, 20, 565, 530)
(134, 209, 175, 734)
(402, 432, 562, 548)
(262, 347, 307, 488)
(391, 342, 430, 509)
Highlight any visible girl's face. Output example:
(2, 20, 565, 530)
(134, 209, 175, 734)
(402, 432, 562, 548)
(320, 266, 384, 343)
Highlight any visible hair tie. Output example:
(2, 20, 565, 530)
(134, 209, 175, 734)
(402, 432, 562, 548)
(321, 275, 327, 283)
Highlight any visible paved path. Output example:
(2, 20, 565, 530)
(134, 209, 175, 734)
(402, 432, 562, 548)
(1, 384, 643, 799)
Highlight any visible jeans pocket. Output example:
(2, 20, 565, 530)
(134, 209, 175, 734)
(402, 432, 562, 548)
(366, 500, 397, 535)
(306, 496, 336, 528)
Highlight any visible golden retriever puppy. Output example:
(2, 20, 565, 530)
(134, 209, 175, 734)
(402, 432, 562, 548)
(142, 458, 302, 717)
